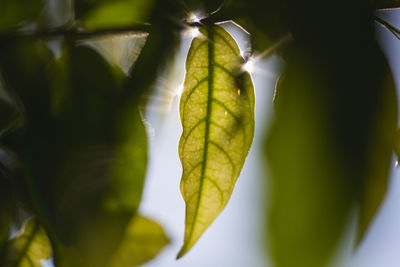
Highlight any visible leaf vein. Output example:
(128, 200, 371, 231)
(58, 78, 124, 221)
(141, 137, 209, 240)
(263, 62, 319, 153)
(209, 140, 235, 174)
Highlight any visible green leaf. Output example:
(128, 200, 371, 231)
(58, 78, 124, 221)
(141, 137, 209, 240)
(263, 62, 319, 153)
(42, 45, 148, 266)
(3, 218, 51, 267)
(0, 0, 43, 31)
(177, 25, 255, 258)
(0, 41, 149, 266)
(267, 39, 397, 267)
(108, 215, 170, 267)
(78, 0, 155, 29)
(267, 63, 356, 267)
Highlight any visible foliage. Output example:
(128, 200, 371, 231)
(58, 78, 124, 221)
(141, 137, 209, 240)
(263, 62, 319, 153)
(0, 0, 399, 266)
(178, 25, 254, 257)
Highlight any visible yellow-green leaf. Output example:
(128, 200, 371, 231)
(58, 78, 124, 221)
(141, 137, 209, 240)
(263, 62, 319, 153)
(178, 25, 255, 258)
(80, 0, 154, 29)
(3, 218, 52, 267)
(108, 215, 170, 267)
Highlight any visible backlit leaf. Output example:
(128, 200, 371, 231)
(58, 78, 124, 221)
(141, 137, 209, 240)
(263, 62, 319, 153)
(3, 218, 51, 267)
(178, 25, 255, 258)
(108, 215, 170, 267)
(78, 0, 155, 29)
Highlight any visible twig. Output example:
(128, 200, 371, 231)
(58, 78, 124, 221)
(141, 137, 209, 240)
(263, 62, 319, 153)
(374, 15, 400, 41)
(0, 24, 151, 41)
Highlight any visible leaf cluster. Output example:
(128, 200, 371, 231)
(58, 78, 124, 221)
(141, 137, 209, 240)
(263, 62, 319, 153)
(0, 0, 399, 267)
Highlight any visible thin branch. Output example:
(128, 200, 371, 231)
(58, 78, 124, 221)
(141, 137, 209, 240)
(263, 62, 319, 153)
(374, 15, 400, 41)
(0, 24, 151, 41)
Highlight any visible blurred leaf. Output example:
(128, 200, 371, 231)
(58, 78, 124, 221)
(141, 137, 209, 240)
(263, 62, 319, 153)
(0, 0, 43, 31)
(177, 25, 254, 258)
(266, 0, 398, 262)
(37, 0, 74, 29)
(39, 44, 148, 266)
(108, 215, 169, 267)
(77, 0, 155, 29)
(78, 32, 148, 75)
(0, 37, 149, 266)
(372, 0, 400, 9)
(2, 218, 51, 267)
(267, 60, 355, 267)
(357, 61, 397, 242)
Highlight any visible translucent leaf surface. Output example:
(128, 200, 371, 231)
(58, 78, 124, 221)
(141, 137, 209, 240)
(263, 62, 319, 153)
(78, 32, 148, 75)
(3, 218, 51, 267)
(78, 0, 154, 29)
(178, 25, 255, 258)
(108, 215, 169, 267)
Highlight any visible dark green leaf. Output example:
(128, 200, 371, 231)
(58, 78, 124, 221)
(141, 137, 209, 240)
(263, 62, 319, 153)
(40, 44, 148, 266)
(266, 4, 397, 262)
(178, 25, 255, 258)
(0, 0, 43, 31)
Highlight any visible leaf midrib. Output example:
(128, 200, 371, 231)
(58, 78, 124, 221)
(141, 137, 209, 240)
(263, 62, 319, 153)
(187, 26, 215, 248)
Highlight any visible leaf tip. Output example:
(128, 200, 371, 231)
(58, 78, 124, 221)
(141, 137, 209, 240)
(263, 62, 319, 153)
(176, 247, 186, 259)
(176, 243, 191, 260)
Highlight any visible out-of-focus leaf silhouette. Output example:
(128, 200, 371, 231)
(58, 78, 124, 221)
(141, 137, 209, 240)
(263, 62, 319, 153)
(108, 215, 170, 267)
(267, 54, 356, 267)
(2, 218, 51, 267)
(46, 44, 148, 266)
(266, 1, 398, 266)
(0, 0, 43, 31)
(0, 36, 150, 265)
(177, 25, 255, 258)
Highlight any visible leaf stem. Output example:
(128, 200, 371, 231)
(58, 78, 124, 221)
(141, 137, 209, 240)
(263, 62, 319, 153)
(374, 16, 400, 41)
(0, 24, 151, 41)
